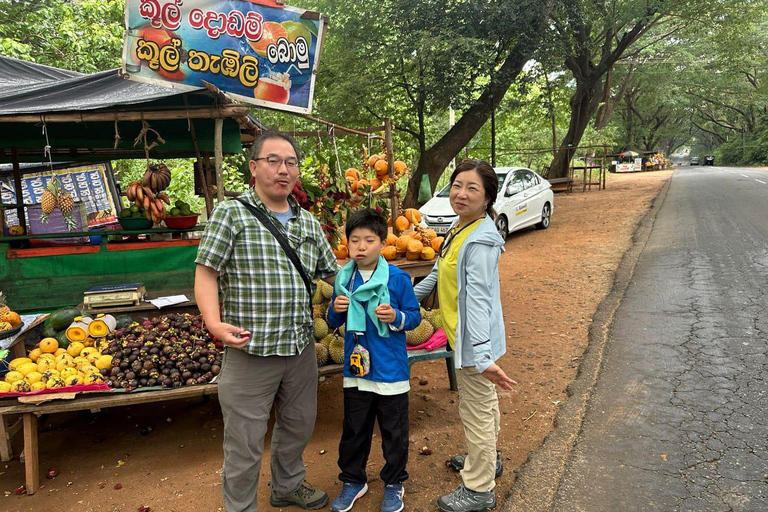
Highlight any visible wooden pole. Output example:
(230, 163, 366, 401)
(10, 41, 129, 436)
(22, 413, 38, 494)
(214, 118, 225, 203)
(184, 98, 214, 215)
(384, 118, 399, 235)
(0, 107, 249, 124)
(10, 148, 26, 231)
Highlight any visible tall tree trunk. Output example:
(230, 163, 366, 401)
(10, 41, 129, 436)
(548, 78, 603, 179)
(402, 1, 554, 207)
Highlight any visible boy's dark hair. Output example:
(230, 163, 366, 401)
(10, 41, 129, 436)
(345, 208, 388, 241)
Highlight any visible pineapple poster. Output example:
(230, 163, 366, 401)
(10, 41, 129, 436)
(0, 164, 119, 231)
(122, 0, 327, 114)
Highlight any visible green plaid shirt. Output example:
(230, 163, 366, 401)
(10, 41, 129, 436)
(195, 189, 338, 356)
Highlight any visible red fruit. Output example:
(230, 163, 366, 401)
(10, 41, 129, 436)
(15, 485, 26, 495)
(114, 483, 123, 490)
(46, 467, 58, 479)
(138, 506, 151, 512)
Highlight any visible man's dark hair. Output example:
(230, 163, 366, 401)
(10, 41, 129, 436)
(249, 130, 302, 161)
(345, 208, 388, 241)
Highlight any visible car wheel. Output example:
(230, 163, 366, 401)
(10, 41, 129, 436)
(535, 203, 551, 230)
(496, 215, 509, 239)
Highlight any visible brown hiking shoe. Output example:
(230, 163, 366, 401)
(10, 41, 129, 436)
(270, 480, 329, 510)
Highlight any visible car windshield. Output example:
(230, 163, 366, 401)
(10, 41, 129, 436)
(435, 173, 508, 198)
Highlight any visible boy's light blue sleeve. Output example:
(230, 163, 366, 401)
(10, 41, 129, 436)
(391, 272, 421, 331)
(413, 261, 438, 300)
(326, 290, 346, 329)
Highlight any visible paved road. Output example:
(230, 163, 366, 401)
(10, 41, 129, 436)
(552, 166, 768, 512)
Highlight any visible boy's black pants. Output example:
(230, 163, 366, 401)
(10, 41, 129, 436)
(338, 386, 409, 485)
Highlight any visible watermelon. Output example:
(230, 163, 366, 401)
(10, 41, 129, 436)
(49, 307, 83, 331)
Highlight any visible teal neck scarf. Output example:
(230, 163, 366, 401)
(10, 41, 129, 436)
(334, 256, 390, 338)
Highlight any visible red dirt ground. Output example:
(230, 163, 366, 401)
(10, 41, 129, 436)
(0, 170, 672, 512)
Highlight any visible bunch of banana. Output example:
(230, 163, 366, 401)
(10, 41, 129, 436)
(147, 193, 171, 224)
(126, 182, 171, 224)
(141, 163, 172, 192)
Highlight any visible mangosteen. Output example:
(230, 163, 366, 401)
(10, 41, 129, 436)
(125, 334, 136, 342)
(129, 379, 139, 388)
(120, 380, 130, 389)
(164, 361, 174, 369)
(149, 346, 159, 355)
(162, 345, 174, 356)
(182, 357, 191, 365)
(172, 380, 182, 388)
(114, 350, 124, 359)
(112, 357, 122, 366)
(200, 348, 210, 357)
(125, 371, 136, 381)
(158, 323, 169, 331)
(100, 368, 110, 377)
(139, 368, 149, 378)
(142, 360, 154, 370)
(161, 368, 171, 377)
(181, 333, 190, 341)
(139, 378, 148, 387)
(120, 361, 130, 370)
(170, 353, 179, 361)
(211, 365, 221, 376)
(146, 378, 157, 387)
(131, 360, 143, 372)
(128, 354, 138, 363)
(200, 363, 211, 372)
(182, 371, 192, 381)
(185, 378, 196, 386)
(162, 378, 172, 387)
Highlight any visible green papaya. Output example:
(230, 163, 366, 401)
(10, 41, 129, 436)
(48, 307, 83, 331)
(114, 314, 134, 329)
(55, 329, 70, 349)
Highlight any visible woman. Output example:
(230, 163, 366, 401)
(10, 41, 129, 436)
(414, 159, 517, 512)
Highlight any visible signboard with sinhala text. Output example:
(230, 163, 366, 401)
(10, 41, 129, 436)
(122, 0, 326, 114)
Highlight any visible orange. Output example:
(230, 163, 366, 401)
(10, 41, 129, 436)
(249, 21, 288, 57)
(420, 247, 436, 260)
(395, 216, 410, 232)
(380, 246, 398, 261)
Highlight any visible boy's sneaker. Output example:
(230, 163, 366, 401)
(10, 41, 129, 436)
(449, 450, 503, 478)
(270, 480, 329, 510)
(330, 482, 368, 512)
(381, 483, 405, 512)
(436, 484, 496, 512)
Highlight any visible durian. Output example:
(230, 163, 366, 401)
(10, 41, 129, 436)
(406, 319, 435, 346)
(315, 343, 329, 366)
(329, 335, 345, 364)
(314, 318, 329, 339)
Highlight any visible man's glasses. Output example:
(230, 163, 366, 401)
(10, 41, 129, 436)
(253, 156, 299, 170)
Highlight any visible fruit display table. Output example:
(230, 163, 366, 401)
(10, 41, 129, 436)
(0, 383, 218, 495)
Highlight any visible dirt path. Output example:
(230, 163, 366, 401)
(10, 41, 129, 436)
(0, 171, 672, 512)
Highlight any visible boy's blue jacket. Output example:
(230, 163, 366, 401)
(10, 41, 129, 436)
(327, 263, 421, 382)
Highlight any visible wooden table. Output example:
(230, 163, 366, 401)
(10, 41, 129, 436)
(0, 384, 218, 495)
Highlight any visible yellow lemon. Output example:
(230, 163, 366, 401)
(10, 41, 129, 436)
(66, 342, 84, 357)
(60, 367, 79, 380)
(18, 362, 39, 376)
(8, 357, 31, 371)
(24, 371, 43, 385)
(28, 348, 42, 363)
(29, 381, 46, 391)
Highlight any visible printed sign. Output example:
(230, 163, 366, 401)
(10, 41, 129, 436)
(122, 0, 326, 114)
(1, 164, 118, 228)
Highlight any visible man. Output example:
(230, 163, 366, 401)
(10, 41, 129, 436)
(195, 131, 338, 511)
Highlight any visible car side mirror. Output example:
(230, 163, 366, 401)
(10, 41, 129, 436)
(505, 184, 522, 197)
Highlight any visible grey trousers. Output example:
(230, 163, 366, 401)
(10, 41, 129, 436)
(218, 343, 318, 512)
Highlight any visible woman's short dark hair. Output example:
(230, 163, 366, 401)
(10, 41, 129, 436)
(449, 159, 498, 218)
(345, 208, 388, 241)
(249, 130, 302, 161)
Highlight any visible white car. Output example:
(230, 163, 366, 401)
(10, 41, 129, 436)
(418, 167, 554, 239)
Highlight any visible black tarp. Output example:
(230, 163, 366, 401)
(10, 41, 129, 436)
(0, 56, 254, 163)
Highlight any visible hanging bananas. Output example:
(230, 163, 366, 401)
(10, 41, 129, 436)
(141, 163, 172, 193)
(125, 181, 167, 224)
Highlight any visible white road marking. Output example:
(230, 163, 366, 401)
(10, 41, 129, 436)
(740, 173, 749, 178)
(756, 179, 766, 184)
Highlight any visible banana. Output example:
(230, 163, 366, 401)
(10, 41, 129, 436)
(126, 182, 136, 202)
(142, 169, 152, 187)
(157, 193, 170, 205)
(150, 200, 161, 219)
(151, 173, 158, 191)
(142, 186, 154, 200)
(158, 202, 166, 218)
(135, 184, 144, 203)
(143, 195, 150, 211)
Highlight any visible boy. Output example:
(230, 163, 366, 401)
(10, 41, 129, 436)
(327, 208, 421, 512)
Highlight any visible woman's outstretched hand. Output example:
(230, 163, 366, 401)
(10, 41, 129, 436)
(481, 363, 518, 390)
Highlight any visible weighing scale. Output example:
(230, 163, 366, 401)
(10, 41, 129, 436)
(83, 283, 146, 309)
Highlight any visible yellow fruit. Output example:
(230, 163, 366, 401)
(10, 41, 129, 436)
(67, 342, 84, 357)
(421, 247, 436, 260)
(80, 365, 99, 375)
(385, 233, 398, 246)
(54, 348, 67, 357)
(80, 347, 97, 359)
(39, 337, 59, 353)
(46, 377, 65, 389)
(28, 348, 42, 363)
(72, 356, 90, 369)
(60, 367, 79, 380)
(96, 339, 110, 352)
(18, 362, 39, 376)
(82, 337, 96, 348)
(83, 373, 104, 384)
(64, 375, 81, 386)
(0, 381, 12, 393)
(95, 355, 113, 370)
(30, 382, 46, 391)
(55, 353, 74, 364)
(38, 353, 55, 363)
(41, 369, 60, 381)
(37, 358, 55, 373)
(395, 216, 410, 232)
(395, 235, 412, 254)
(24, 371, 43, 385)
(404, 208, 421, 224)
(381, 246, 398, 261)
(11, 380, 31, 393)
(4, 370, 24, 384)
(8, 357, 32, 371)
(85, 351, 101, 364)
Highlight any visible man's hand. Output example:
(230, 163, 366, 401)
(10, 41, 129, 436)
(374, 304, 397, 324)
(207, 321, 250, 349)
(481, 363, 518, 390)
(333, 295, 350, 313)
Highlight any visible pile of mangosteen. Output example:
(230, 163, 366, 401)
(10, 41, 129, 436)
(100, 312, 223, 390)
